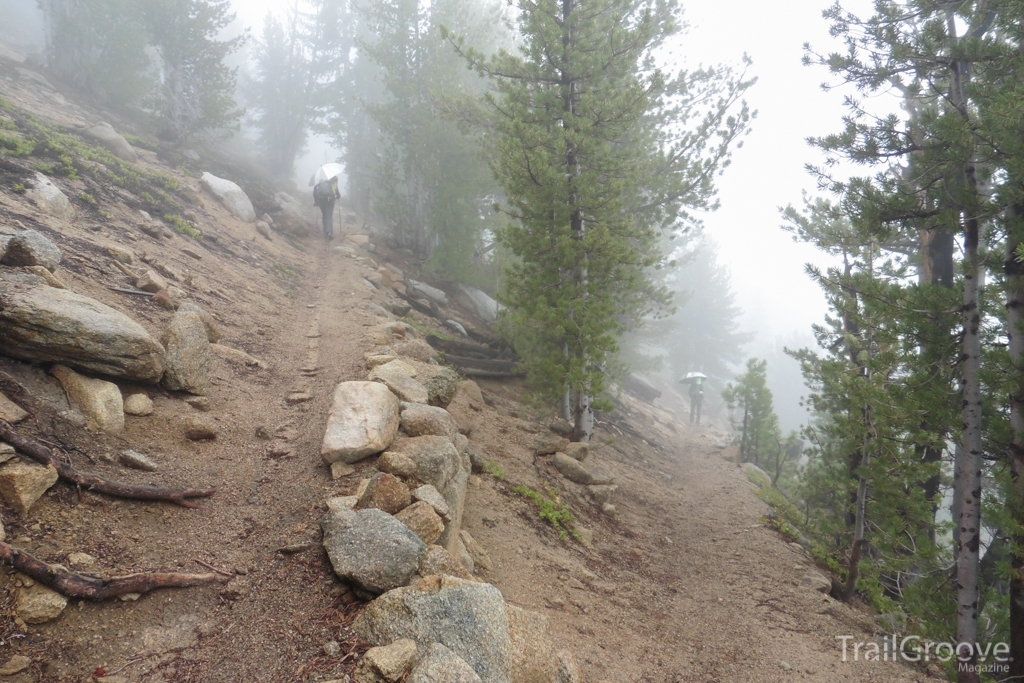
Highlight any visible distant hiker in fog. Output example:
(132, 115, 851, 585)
(689, 377, 704, 425)
(313, 176, 340, 239)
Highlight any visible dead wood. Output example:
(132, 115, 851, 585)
(0, 542, 226, 599)
(0, 422, 215, 508)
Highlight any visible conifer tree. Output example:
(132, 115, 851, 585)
(448, 0, 752, 440)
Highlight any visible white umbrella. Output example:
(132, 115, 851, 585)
(309, 162, 345, 187)
(680, 372, 707, 384)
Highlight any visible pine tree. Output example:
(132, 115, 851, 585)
(143, 0, 245, 140)
(351, 0, 508, 282)
(41, 0, 153, 105)
(248, 0, 351, 179)
(448, 0, 753, 440)
(722, 359, 782, 471)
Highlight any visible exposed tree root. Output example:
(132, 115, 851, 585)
(0, 422, 215, 508)
(0, 542, 227, 599)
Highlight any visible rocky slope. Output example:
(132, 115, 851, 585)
(0, 47, 945, 683)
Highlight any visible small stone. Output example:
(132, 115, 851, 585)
(183, 416, 217, 440)
(106, 245, 134, 264)
(356, 638, 418, 683)
(326, 496, 359, 512)
(119, 449, 158, 472)
(586, 484, 617, 506)
(186, 396, 211, 411)
(182, 248, 203, 260)
(0, 460, 59, 514)
(411, 484, 451, 521)
(123, 393, 154, 416)
(136, 269, 167, 293)
(50, 364, 124, 433)
(286, 392, 312, 405)
(16, 583, 67, 623)
(0, 655, 32, 676)
(600, 503, 617, 517)
(395, 501, 445, 544)
(356, 472, 412, 515)
(25, 264, 68, 289)
(323, 640, 341, 657)
(118, 593, 141, 602)
(331, 462, 356, 479)
(67, 552, 96, 568)
(377, 451, 418, 478)
(0, 391, 29, 424)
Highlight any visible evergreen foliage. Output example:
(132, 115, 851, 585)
(40, 0, 244, 139)
(448, 0, 753, 437)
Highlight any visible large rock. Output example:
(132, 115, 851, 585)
(563, 442, 589, 462)
(459, 531, 491, 573)
(356, 472, 412, 514)
(390, 437, 461, 497)
(407, 280, 448, 306)
(201, 172, 256, 222)
(392, 339, 438, 363)
(80, 122, 138, 162)
(458, 284, 499, 322)
(321, 507, 426, 594)
(395, 501, 445, 544)
(446, 381, 484, 435)
(353, 576, 512, 683)
(178, 302, 221, 343)
(507, 605, 560, 683)
(16, 583, 67, 624)
(272, 192, 314, 235)
(2, 230, 61, 270)
(369, 359, 418, 383)
(136, 269, 167, 293)
(321, 382, 401, 464)
(0, 278, 165, 382)
(425, 368, 459, 408)
(408, 643, 483, 683)
(551, 453, 586, 483)
(378, 375, 428, 404)
(534, 434, 569, 456)
(161, 310, 210, 395)
(400, 403, 459, 441)
(0, 459, 59, 513)
(50, 365, 124, 433)
(25, 173, 73, 221)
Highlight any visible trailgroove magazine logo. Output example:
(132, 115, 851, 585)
(837, 635, 1010, 675)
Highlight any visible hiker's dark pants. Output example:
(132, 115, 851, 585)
(319, 200, 335, 237)
(690, 397, 702, 425)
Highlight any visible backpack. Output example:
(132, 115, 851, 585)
(313, 179, 334, 206)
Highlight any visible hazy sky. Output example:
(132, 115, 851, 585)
(228, 0, 873, 351)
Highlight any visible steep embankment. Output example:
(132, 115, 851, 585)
(0, 52, 943, 683)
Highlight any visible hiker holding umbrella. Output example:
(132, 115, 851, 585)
(310, 163, 344, 239)
(681, 372, 707, 425)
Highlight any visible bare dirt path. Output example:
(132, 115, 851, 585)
(455, 395, 945, 683)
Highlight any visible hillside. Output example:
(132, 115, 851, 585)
(0, 50, 942, 683)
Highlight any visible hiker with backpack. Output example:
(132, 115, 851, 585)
(313, 176, 341, 239)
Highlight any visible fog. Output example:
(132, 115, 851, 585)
(0, 0, 883, 433)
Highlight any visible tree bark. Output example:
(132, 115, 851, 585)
(949, 15, 983, 680)
(1005, 202, 1024, 680)
(0, 422, 215, 508)
(0, 542, 226, 600)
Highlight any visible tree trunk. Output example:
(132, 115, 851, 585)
(949, 16, 982, 680)
(1005, 202, 1024, 681)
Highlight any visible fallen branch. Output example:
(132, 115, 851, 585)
(0, 422, 215, 508)
(108, 286, 155, 297)
(0, 542, 226, 600)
